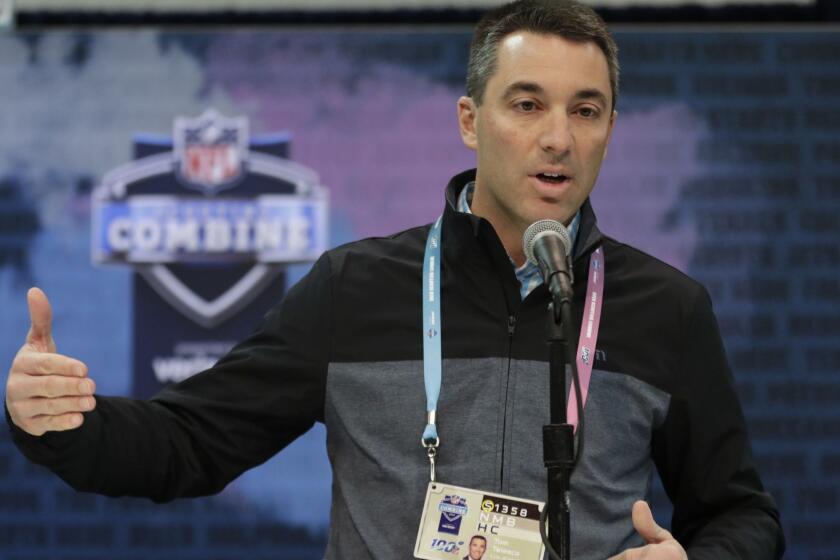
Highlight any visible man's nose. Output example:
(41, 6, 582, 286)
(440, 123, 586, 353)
(538, 111, 573, 155)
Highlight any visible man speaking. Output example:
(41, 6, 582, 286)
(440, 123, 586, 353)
(6, 1, 783, 558)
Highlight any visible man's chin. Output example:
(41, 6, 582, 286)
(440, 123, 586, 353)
(523, 210, 576, 228)
(522, 196, 577, 222)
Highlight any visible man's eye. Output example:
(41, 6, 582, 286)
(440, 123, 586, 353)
(577, 107, 599, 118)
(517, 101, 537, 112)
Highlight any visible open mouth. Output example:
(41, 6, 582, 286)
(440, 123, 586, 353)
(536, 173, 569, 184)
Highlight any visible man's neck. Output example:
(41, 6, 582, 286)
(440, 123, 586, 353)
(466, 185, 582, 268)
(496, 225, 528, 267)
(476, 213, 528, 266)
(469, 189, 530, 267)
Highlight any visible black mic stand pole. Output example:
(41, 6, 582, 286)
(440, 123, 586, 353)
(543, 295, 576, 560)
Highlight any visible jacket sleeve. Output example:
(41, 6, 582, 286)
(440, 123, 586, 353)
(651, 287, 785, 559)
(7, 254, 333, 503)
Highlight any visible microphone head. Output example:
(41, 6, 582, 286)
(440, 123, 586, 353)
(523, 219, 572, 265)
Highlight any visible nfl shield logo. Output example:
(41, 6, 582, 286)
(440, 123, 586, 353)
(174, 109, 248, 194)
(438, 495, 468, 535)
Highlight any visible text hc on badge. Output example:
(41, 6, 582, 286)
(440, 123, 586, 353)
(415, 482, 545, 560)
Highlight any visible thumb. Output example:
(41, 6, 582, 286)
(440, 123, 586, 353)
(25, 287, 55, 352)
(631, 501, 673, 545)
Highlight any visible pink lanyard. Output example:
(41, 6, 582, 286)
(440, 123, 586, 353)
(567, 247, 605, 432)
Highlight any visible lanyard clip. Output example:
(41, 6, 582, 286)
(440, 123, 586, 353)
(421, 411, 440, 482)
(422, 437, 439, 482)
(426, 445, 438, 482)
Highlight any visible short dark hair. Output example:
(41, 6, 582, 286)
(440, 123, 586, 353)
(470, 535, 487, 544)
(466, 0, 619, 109)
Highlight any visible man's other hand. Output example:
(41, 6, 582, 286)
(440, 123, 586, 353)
(5, 287, 96, 436)
(608, 501, 687, 560)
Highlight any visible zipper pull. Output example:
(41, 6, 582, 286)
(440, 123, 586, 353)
(508, 315, 516, 337)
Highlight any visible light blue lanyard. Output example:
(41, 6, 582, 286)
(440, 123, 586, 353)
(422, 215, 443, 448)
(421, 216, 443, 480)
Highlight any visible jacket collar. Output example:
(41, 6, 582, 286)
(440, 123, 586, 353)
(442, 169, 604, 263)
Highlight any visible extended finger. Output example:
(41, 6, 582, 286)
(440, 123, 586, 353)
(632, 501, 673, 544)
(13, 352, 87, 377)
(8, 374, 95, 400)
(14, 395, 96, 418)
(25, 287, 54, 351)
(33, 412, 85, 434)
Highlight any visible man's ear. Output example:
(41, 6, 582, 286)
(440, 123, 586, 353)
(457, 96, 478, 151)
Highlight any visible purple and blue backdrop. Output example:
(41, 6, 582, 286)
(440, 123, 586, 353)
(0, 29, 838, 560)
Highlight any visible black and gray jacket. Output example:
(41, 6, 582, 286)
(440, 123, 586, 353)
(11, 169, 784, 559)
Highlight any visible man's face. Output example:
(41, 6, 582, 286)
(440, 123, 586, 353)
(458, 31, 616, 237)
(469, 536, 486, 559)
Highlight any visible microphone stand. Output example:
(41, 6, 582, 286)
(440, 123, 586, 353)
(543, 295, 580, 560)
(523, 220, 583, 560)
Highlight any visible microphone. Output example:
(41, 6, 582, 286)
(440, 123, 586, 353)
(523, 219, 574, 304)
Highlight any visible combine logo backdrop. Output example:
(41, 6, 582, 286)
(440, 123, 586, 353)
(92, 110, 328, 397)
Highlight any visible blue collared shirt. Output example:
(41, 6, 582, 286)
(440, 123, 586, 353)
(457, 181, 580, 300)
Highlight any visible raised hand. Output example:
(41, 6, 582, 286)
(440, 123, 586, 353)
(5, 288, 96, 436)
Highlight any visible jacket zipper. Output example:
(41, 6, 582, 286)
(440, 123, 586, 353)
(499, 314, 517, 491)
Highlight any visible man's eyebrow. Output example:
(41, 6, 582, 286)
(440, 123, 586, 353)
(501, 81, 545, 98)
(575, 88, 609, 108)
